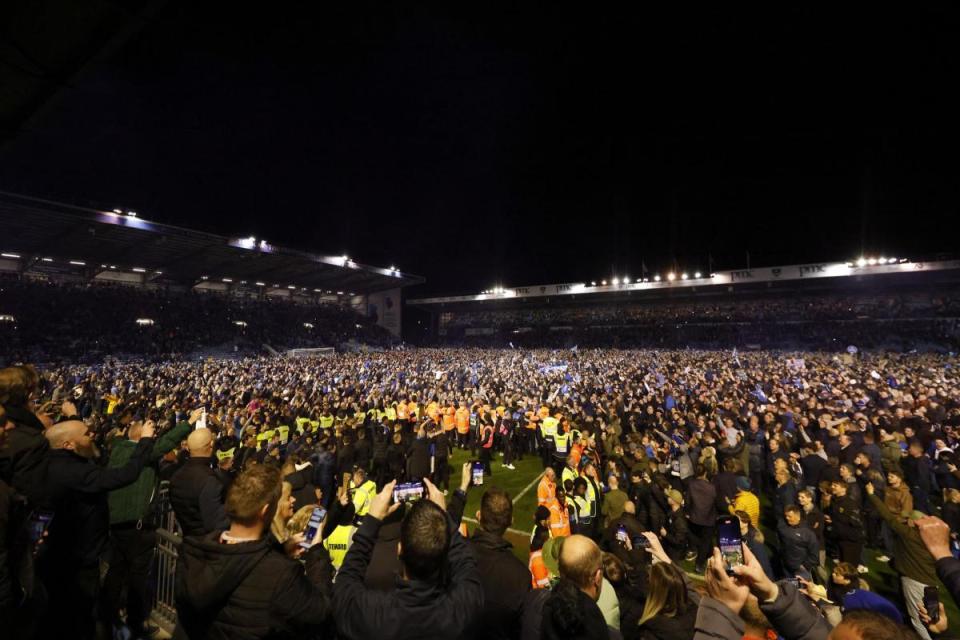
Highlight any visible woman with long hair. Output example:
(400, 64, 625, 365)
(634, 560, 699, 640)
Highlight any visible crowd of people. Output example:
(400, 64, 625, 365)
(438, 291, 960, 351)
(2, 346, 960, 640)
(0, 277, 396, 363)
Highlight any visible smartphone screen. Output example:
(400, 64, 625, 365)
(923, 586, 940, 624)
(616, 525, 628, 545)
(717, 516, 744, 574)
(196, 408, 207, 430)
(393, 481, 424, 503)
(472, 461, 484, 486)
(29, 510, 54, 545)
(299, 507, 327, 549)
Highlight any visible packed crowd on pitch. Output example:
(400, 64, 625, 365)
(3, 347, 960, 639)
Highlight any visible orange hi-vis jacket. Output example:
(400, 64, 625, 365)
(455, 407, 470, 434)
(546, 497, 571, 537)
(442, 406, 456, 431)
(529, 550, 550, 589)
(537, 476, 556, 506)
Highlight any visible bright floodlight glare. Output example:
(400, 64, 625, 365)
(667, 272, 676, 281)
(41, 257, 53, 262)
(867, 258, 877, 265)
(681, 273, 689, 280)
(601, 280, 607, 285)
(132, 268, 146, 273)
(612, 277, 620, 285)
(255, 281, 265, 286)
(1, 253, 20, 259)
(846, 262, 854, 267)
(70, 260, 86, 266)
(222, 278, 232, 283)
(112, 209, 122, 214)
(694, 272, 702, 278)
(879, 257, 886, 264)
(888, 257, 898, 264)
(857, 258, 867, 267)
(654, 275, 661, 282)
(304, 322, 314, 329)
(126, 211, 137, 217)
(591, 281, 596, 286)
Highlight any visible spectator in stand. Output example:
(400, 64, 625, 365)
(332, 478, 483, 639)
(40, 419, 156, 640)
(174, 464, 333, 639)
(169, 428, 229, 536)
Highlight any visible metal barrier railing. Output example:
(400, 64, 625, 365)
(152, 527, 182, 634)
(150, 485, 181, 634)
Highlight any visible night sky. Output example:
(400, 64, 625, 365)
(2, 5, 959, 296)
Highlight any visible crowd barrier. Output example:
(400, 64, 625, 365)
(150, 484, 181, 634)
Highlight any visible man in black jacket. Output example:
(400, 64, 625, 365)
(169, 428, 229, 536)
(0, 366, 50, 506)
(174, 464, 333, 640)
(332, 478, 484, 640)
(777, 505, 820, 581)
(40, 419, 156, 640)
(464, 486, 531, 640)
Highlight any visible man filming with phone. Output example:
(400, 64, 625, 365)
(333, 476, 483, 639)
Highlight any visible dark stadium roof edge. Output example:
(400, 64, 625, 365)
(408, 259, 960, 308)
(0, 191, 424, 295)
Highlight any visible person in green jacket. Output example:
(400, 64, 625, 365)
(101, 408, 201, 638)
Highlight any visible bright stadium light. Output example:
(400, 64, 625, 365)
(591, 281, 596, 286)
(681, 273, 689, 280)
(126, 211, 137, 217)
(1, 253, 20, 259)
(623, 276, 630, 283)
(857, 258, 867, 267)
(654, 275, 661, 282)
(694, 272, 702, 278)
(70, 260, 86, 266)
(233, 321, 247, 327)
(601, 280, 607, 285)
(135, 318, 154, 326)
(255, 282, 265, 286)
(200, 275, 209, 280)
(41, 257, 53, 262)
(112, 209, 122, 214)
(878, 257, 886, 264)
(888, 257, 898, 264)
(867, 258, 877, 265)
(337, 291, 344, 295)
(304, 322, 314, 329)
(612, 277, 620, 285)
(846, 262, 854, 267)
(222, 278, 233, 283)
(132, 268, 146, 273)
(667, 272, 676, 281)
(287, 285, 295, 290)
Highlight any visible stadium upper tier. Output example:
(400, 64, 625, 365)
(0, 191, 423, 296)
(0, 277, 396, 364)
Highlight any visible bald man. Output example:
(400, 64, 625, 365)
(40, 419, 156, 640)
(169, 427, 230, 536)
(522, 535, 613, 639)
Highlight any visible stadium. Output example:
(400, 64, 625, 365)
(3, 5, 960, 640)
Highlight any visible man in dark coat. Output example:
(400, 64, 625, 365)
(169, 428, 229, 536)
(174, 464, 333, 640)
(39, 420, 156, 640)
(332, 478, 483, 640)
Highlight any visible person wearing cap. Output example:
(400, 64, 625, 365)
(661, 488, 690, 563)
(727, 476, 759, 528)
(866, 481, 939, 640)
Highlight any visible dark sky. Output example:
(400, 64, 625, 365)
(2, 5, 960, 295)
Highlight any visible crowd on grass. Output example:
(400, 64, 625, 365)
(3, 347, 960, 640)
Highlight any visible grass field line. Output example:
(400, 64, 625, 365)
(512, 470, 544, 505)
(462, 515, 533, 538)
